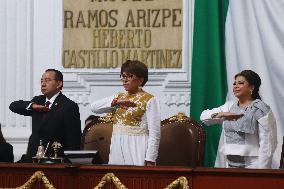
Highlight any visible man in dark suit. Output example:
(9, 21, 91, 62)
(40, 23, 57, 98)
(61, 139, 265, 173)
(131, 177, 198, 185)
(9, 69, 81, 162)
(0, 124, 14, 162)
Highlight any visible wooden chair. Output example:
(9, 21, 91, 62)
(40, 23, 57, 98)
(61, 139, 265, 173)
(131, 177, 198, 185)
(81, 114, 113, 164)
(82, 112, 205, 167)
(156, 113, 205, 167)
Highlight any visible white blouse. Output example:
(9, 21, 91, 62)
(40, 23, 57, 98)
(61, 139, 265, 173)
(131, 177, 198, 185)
(200, 101, 277, 168)
(91, 93, 161, 166)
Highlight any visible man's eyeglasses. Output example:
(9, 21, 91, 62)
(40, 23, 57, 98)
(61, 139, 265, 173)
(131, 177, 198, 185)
(41, 78, 57, 84)
(120, 74, 136, 81)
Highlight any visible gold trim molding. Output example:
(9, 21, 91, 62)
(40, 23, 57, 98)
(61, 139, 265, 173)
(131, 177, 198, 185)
(167, 112, 191, 123)
(0, 171, 190, 189)
(94, 173, 127, 189)
(165, 176, 190, 189)
(1, 171, 56, 189)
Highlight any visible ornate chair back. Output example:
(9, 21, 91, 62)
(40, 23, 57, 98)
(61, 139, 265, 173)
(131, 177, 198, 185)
(81, 114, 113, 164)
(157, 113, 205, 167)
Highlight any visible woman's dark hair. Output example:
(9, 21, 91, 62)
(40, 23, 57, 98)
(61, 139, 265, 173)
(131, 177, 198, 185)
(0, 123, 6, 143)
(235, 70, 261, 100)
(120, 60, 148, 86)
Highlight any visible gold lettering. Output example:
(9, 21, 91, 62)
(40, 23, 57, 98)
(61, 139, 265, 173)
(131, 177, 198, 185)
(62, 50, 70, 68)
(135, 29, 142, 48)
(64, 11, 73, 28)
(109, 29, 118, 48)
(92, 30, 100, 48)
(103, 50, 108, 67)
(93, 29, 151, 48)
(162, 9, 171, 27)
(88, 10, 99, 28)
(173, 50, 182, 68)
(137, 9, 146, 27)
(126, 30, 135, 48)
(133, 50, 139, 60)
(110, 50, 119, 68)
(123, 9, 182, 28)
(144, 29, 151, 48)
(172, 9, 182, 27)
(109, 10, 118, 27)
(77, 50, 87, 68)
(63, 49, 182, 69)
(91, 0, 154, 2)
(140, 50, 149, 64)
(64, 9, 119, 28)
(147, 9, 151, 27)
(125, 10, 135, 27)
(159, 49, 167, 68)
(151, 9, 161, 27)
(70, 50, 77, 67)
(148, 50, 155, 68)
(76, 11, 86, 28)
(117, 30, 126, 48)
(91, 50, 100, 68)
(99, 10, 109, 27)
(101, 29, 109, 48)
(63, 50, 104, 68)
(121, 50, 132, 62)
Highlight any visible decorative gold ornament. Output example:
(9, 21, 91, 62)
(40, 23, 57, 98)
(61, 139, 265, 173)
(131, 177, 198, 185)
(1, 171, 56, 189)
(164, 176, 190, 189)
(51, 141, 62, 158)
(35, 140, 45, 159)
(168, 112, 191, 123)
(99, 113, 113, 123)
(0, 171, 190, 189)
(93, 173, 127, 189)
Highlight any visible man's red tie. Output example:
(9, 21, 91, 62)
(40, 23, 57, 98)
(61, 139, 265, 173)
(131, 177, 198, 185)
(45, 101, 51, 108)
(42, 101, 51, 120)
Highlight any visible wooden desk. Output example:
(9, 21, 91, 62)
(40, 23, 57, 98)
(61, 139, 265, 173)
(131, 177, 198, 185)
(193, 167, 284, 189)
(0, 163, 192, 189)
(1, 163, 284, 189)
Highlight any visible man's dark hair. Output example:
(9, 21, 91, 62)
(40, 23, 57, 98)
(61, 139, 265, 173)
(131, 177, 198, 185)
(120, 60, 148, 86)
(45, 69, 63, 88)
(46, 69, 63, 82)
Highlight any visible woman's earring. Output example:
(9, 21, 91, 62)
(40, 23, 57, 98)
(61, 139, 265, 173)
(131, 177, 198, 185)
(250, 90, 253, 95)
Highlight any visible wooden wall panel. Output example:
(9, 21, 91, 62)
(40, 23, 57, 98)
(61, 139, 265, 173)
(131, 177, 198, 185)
(1, 164, 284, 189)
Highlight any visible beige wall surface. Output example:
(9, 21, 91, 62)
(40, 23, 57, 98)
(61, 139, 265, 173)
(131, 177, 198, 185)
(63, 0, 182, 69)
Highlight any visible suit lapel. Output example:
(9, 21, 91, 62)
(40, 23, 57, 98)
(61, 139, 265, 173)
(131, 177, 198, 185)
(50, 92, 63, 111)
